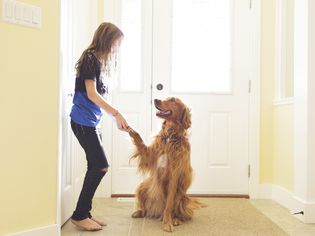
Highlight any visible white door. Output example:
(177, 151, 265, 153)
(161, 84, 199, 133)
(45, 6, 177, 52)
(60, 0, 99, 224)
(109, 0, 153, 194)
(60, 0, 75, 224)
(152, 0, 250, 194)
(110, 0, 252, 195)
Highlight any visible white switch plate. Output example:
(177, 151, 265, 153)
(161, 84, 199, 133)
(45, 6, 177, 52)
(2, 0, 41, 29)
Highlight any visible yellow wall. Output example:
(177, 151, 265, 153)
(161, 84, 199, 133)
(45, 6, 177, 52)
(284, 0, 294, 97)
(98, 0, 104, 23)
(273, 105, 294, 190)
(260, 0, 276, 184)
(260, 0, 294, 191)
(0, 0, 60, 235)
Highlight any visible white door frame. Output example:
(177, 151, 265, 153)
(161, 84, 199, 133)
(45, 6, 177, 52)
(57, 2, 263, 229)
(56, 0, 100, 229)
(57, 0, 75, 229)
(247, 0, 262, 199)
(56, 0, 64, 230)
(97, 0, 262, 198)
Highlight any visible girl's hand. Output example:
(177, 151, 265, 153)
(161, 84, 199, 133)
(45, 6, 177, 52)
(114, 112, 129, 131)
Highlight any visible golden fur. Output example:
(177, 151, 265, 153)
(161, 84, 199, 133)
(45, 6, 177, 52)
(128, 97, 204, 232)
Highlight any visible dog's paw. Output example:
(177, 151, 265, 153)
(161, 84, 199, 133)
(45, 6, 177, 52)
(173, 218, 182, 226)
(128, 127, 138, 136)
(128, 129, 143, 143)
(131, 210, 144, 218)
(163, 223, 174, 232)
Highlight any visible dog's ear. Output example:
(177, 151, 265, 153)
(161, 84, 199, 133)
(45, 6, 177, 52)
(181, 107, 191, 129)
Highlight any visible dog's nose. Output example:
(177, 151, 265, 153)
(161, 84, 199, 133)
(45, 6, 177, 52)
(154, 99, 161, 105)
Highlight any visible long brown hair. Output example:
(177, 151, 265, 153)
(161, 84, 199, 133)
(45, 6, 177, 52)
(75, 22, 124, 76)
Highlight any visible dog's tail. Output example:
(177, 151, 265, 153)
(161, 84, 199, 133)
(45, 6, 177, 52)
(175, 196, 207, 222)
(188, 197, 208, 209)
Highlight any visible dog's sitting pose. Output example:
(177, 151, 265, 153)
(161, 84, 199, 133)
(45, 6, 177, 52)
(128, 97, 204, 232)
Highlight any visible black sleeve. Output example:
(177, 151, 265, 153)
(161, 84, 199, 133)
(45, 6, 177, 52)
(79, 53, 98, 81)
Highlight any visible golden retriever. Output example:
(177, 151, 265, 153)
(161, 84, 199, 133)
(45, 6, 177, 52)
(128, 97, 204, 232)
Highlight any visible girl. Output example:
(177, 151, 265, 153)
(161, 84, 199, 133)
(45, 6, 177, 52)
(69, 22, 129, 231)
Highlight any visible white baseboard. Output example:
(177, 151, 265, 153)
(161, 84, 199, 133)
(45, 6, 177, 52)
(256, 184, 315, 223)
(271, 184, 295, 211)
(7, 224, 60, 236)
(291, 196, 315, 223)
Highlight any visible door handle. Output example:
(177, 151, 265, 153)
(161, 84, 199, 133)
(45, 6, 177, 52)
(156, 83, 163, 91)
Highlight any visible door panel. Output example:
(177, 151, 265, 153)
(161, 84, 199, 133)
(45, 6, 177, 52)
(152, 0, 250, 194)
(111, 0, 152, 194)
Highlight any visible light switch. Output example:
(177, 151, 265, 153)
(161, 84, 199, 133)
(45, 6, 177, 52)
(4, 0, 13, 19)
(22, 5, 32, 23)
(14, 3, 22, 20)
(32, 6, 41, 25)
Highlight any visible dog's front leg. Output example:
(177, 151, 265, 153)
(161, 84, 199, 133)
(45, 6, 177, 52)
(162, 175, 177, 232)
(128, 128, 160, 170)
(128, 128, 149, 159)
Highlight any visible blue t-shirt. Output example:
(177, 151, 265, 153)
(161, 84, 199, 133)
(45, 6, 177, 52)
(71, 91, 103, 127)
(70, 52, 108, 127)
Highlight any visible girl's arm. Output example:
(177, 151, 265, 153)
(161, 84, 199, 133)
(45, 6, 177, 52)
(85, 79, 129, 131)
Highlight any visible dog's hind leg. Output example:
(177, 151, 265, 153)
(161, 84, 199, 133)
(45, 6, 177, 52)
(131, 210, 145, 218)
(132, 199, 146, 218)
(132, 183, 148, 218)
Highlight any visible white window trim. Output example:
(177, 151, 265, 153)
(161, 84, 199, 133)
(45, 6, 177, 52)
(274, 0, 294, 106)
(273, 97, 294, 106)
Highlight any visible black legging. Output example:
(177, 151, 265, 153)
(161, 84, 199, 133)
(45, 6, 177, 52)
(70, 120, 109, 220)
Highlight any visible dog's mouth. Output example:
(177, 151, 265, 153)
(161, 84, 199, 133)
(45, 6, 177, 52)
(156, 107, 172, 117)
(154, 100, 172, 117)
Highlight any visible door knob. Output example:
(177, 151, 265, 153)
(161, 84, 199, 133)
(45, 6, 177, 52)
(156, 83, 163, 91)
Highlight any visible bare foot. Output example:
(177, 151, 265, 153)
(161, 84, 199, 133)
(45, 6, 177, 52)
(71, 218, 102, 231)
(91, 217, 107, 226)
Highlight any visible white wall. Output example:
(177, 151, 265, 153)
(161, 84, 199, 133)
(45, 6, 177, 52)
(293, 0, 315, 223)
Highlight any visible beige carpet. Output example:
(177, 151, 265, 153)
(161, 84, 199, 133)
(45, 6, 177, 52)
(62, 198, 289, 236)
